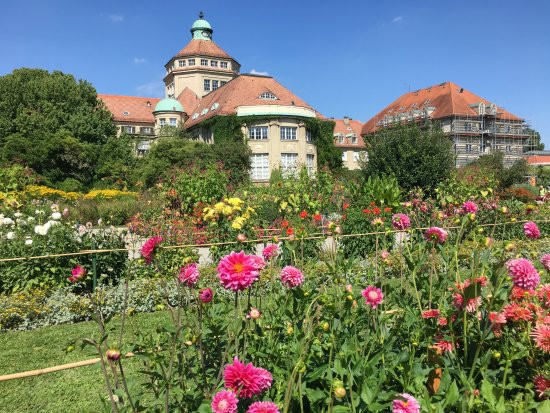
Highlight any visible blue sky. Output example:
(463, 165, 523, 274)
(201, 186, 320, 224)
(1, 0, 549, 146)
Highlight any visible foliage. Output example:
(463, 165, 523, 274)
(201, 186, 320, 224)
(349, 175, 402, 208)
(304, 117, 342, 170)
(362, 124, 455, 193)
(469, 152, 529, 190)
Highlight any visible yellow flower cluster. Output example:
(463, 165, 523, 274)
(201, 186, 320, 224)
(0, 289, 48, 330)
(83, 189, 138, 200)
(203, 198, 255, 230)
(25, 185, 80, 201)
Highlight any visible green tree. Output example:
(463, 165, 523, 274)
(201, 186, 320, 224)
(362, 124, 455, 193)
(470, 151, 529, 189)
(524, 128, 544, 152)
(0, 68, 116, 188)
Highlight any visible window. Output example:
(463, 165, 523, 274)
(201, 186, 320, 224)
(249, 126, 269, 140)
(211, 60, 218, 67)
(169, 118, 177, 126)
(506, 145, 512, 153)
(179, 60, 186, 67)
(221, 81, 227, 86)
(141, 126, 153, 135)
(259, 92, 277, 100)
(281, 153, 298, 175)
(342, 152, 347, 161)
(280, 126, 297, 140)
(221, 61, 228, 69)
(188, 59, 195, 66)
(212, 80, 219, 90)
(351, 136, 358, 144)
(123, 125, 135, 134)
(122, 111, 129, 116)
(306, 129, 312, 142)
(337, 135, 344, 144)
(201, 59, 208, 66)
(353, 152, 360, 162)
(250, 154, 270, 181)
(465, 144, 472, 153)
(306, 154, 315, 175)
(159, 118, 166, 126)
(211, 102, 219, 111)
(465, 123, 472, 131)
(204, 79, 211, 91)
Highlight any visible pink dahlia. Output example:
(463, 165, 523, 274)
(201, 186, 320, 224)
(534, 375, 550, 399)
(538, 284, 550, 307)
(262, 244, 279, 261)
(531, 324, 550, 353)
(507, 258, 540, 290)
(68, 265, 86, 283)
(141, 236, 163, 265)
(361, 286, 384, 309)
(199, 287, 214, 303)
(392, 393, 420, 413)
(246, 307, 261, 320)
(223, 357, 273, 398)
(247, 401, 280, 413)
(434, 339, 453, 353)
(462, 201, 478, 214)
(251, 255, 267, 271)
(489, 311, 507, 324)
(541, 254, 550, 272)
(178, 263, 199, 286)
(211, 390, 238, 413)
(424, 227, 448, 244)
(524, 221, 541, 239)
(217, 251, 260, 291)
(392, 213, 411, 231)
(421, 309, 440, 319)
(280, 266, 304, 288)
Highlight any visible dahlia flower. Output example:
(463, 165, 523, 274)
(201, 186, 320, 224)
(538, 284, 550, 307)
(421, 309, 440, 319)
(531, 324, 550, 353)
(380, 250, 390, 260)
(504, 303, 533, 322)
(424, 227, 448, 244)
(247, 401, 280, 413)
(218, 251, 260, 291)
(211, 390, 238, 413)
(262, 244, 279, 261)
(524, 221, 541, 239)
(506, 258, 540, 290)
(437, 317, 447, 326)
(489, 312, 507, 324)
(223, 357, 273, 398)
(178, 263, 199, 286)
(392, 393, 420, 413)
(361, 286, 384, 309)
(246, 307, 261, 320)
(251, 255, 266, 271)
(462, 201, 478, 214)
(534, 375, 550, 399)
(392, 213, 411, 231)
(280, 266, 304, 288)
(541, 254, 550, 272)
(434, 339, 453, 353)
(141, 236, 163, 265)
(68, 265, 86, 283)
(199, 287, 214, 303)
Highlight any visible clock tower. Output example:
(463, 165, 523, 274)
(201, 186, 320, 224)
(163, 13, 240, 99)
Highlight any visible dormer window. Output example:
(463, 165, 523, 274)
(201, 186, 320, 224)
(122, 111, 129, 116)
(259, 92, 277, 100)
(146, 101, 151, 107)
(201, 108, 209, 115)
(192, 113, 199, 120)
(211, 102, 219, 111)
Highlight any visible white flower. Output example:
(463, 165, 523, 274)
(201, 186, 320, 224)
(14, 212, 22, 218)
(50, 203, 59, 212)
(34, 225, 49, 236)
(2, 217, 14, 225)
(35, 210, 45, 215)
(25, 238, 33, 246)
(78, 225, 87, 236)
(51, 212, 62, 220)
(27, 216, 35, 222)
(97, 218, 103, 226)
(6, 232, 15, 240)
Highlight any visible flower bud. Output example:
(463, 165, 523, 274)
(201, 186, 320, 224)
(106, 349, 121, 361)
(504, 242, 515, 252)
(345, 284, 353, 293)
(237, 233, 246, 242)
(321, 322, 330, 331)
(334, 387, 346, 398)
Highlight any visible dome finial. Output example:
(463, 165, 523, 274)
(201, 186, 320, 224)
(199, 11, 204, 19)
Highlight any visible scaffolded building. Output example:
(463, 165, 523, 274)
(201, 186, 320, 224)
(361, 82, 534, 167)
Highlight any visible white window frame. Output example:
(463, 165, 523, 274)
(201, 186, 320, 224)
(353, 152, 360, 162)
(281, 153, 298, 175)
(220, 61, 228, 69)
(280, 126, 297, 141)
(201, 58, 208, 66)
(211, 60, 218, 67)
(159, 118, 166, 126)
(221, 81, 227, 86)
(204, 79, 211, 91)
(169, 118, 177, 126)
(212, 80, 219, 90)
(249, 126, 269, 140)
(351, 136, 358, 144)
(306, 154, 315, 175)
(141, 126, 153, 135)
(342, 152, 347, 161)
(306, 129, 312, 142)
(123, 125, 135, 134)
(188, 59, 195, 66)
(178, 60, 186, 67)
(250, 153, 270, 181)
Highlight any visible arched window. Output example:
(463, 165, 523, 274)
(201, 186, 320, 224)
(259, 92, 277, 100)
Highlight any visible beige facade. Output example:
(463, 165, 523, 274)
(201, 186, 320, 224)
(164, 65, 238, 98)
(340, 149, 367, 170)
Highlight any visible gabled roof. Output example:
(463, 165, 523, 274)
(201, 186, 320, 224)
(98, 94, 159, 123)
(176, 87, 200, 115)
(333, 118, 365, 148)
(175, 39, 235, 61)
(361, 81, 523, 135)
(185, 74, 319, 128)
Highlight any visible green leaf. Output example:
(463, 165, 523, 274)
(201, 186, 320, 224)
(444, 381, 459, 407)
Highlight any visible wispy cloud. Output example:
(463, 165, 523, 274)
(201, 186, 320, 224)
(133, 57, 148, 64)
(392, 16, 403, 23)
(108, 14, 124, 23)
(249, 69, 269, 76)
(136, 81, 164, 97)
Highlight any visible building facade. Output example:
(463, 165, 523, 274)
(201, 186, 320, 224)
(98, 13, 322, 180)
(332, 117, 366, 170)
(361, 82, 532, 167)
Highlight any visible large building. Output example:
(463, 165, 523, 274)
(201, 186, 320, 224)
(361, 82, 533, 167)
(99, 13, 322, 180)
(332, 117, 366, 170)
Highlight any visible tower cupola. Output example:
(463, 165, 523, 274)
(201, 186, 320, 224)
(191, 11, 213, 40)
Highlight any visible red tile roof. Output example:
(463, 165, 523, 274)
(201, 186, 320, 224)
(185, 74, 320, 128)
(333, 118, 365, 148)
(176, 39, 235, 61)
(361, 81, 523, 135)
(98, 94, 160, 123)
(176, 87, 200, 115)
(525, 155, 550, 165)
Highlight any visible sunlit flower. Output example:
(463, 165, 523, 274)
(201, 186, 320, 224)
(218, 251, 260, 291)
(178, 263, 199, 286)
(313, 214, 322, 222)
(223, 357, 273, 398)
(299, 210, 308, 219)
(437, 317, 447, 326)
(247, 401, 279, 413)
(211, 390, 238, 413)
(262, 244, 279, 261)
(503, 303, 533, 322)
(489, 312, 507, 324)
(68, 265, 86, 283)
(531, 324, 550, 352)
(25, 238, 33, 246)
(251, 255, 266, 271)
(246, 307, 261, 320)
(361, 286, 383, 309)
(507, 258, 540, 290)
(422, 309, 440, 319)
(380, 250, 390, 260)
(392, 213, 410, 231)
(6, 231, 14, 240)
(51, 212, 62, 220)
(434, 339, 453, 353)
(462, 201, 478, 214)
(141, 236, 163, 265)
(524, 221, 541, 239)
(280, 266, 304, 288)
(392, 393, 420, 413)
(424, 227, 447, 244)
(538, 284, 550, 307)
(199, 288, 213, 303)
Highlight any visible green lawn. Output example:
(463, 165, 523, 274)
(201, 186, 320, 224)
(0, 311, 170, 413)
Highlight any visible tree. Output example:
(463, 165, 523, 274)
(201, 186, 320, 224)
(469, 151, 529, 189)
(362, 124, 455, 193)
(0, 68, 116, 188)
(524, 128, 544, 152)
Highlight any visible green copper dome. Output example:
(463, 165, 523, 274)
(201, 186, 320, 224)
(191, 18, 211, 30)
(154, 98, 184, 113)
(190, 12, 213, 40)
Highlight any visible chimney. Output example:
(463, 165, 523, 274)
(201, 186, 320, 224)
(343, 116, 350, 125)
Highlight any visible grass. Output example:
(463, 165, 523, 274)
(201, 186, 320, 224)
(0, 311, 170, 413)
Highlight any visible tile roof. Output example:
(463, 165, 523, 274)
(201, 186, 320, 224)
(185, 74, 319, 128)
(175, 39, 235, 61)
(361, 81, 523, 135)
(176, 87, 200, 115)
(333, 118, 366, 148)
(525, 155, 550, 165)
(98, 94, 160, 123)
